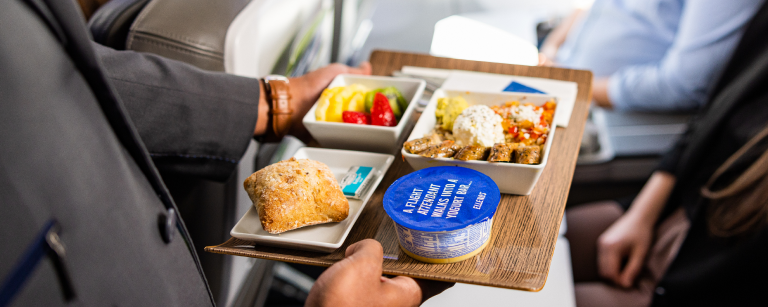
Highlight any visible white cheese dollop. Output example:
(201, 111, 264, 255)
(510, 105, 542, 125)
(452, 105, 505, 147)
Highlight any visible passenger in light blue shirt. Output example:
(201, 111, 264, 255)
(541, 0, 764, 112)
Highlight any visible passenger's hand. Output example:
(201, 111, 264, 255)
(596, 210, 653, 288)
(592, 78, 613, 109)
(538, 53, 555, 67)
(596, 171, 676, 288)
(289, 62, 372, 124)
(306, 239, 453, 307)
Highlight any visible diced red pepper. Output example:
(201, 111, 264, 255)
(509, 125, 519, 135)
(371, 92, 397, 126)
(342, 111, 370, 125)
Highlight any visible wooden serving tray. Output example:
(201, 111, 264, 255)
(205, 50, 593, 291)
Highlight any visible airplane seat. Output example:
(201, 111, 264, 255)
(87, 0, 150, 50)
(124, 0, 250, 71)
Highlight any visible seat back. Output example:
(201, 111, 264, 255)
(87, 0, 150, 50)
(120, 0, 324, 75)
(225, 0, 325, 77)
(125, 0, 250, 71)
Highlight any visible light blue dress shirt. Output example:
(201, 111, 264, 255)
(558, 0, 764, 112)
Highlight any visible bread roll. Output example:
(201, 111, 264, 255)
(244, 158, 349, 234)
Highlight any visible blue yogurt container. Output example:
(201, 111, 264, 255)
(383, 166, 501, 263)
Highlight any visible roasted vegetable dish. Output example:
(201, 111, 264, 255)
(403, 97, 556, 165)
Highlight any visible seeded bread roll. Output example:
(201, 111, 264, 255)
(243, 158, 349, 234)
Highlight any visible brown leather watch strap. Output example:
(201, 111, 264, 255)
(263, 77, 293, 139)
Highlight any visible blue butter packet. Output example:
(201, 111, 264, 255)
(339, 166, 375, 199)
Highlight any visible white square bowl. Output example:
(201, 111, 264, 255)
(402, 89, 558, 195)
(230, 148, 394, 252)
(302, 74, 426, 153)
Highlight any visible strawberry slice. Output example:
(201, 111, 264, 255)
(371, 92, 397, 126)
(342, 111, 369, 125)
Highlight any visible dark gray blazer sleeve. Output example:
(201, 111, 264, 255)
(92, 42, 259, 181)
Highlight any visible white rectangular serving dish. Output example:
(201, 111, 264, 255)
(402, 89, 558, 195)
(302, 74, 426, 154)
(231, 148, 394, 252)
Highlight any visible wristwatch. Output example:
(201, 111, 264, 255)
(262, 75, 293, 140)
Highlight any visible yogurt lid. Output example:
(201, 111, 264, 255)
(383, 166, 501, 232)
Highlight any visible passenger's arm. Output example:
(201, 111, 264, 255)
(597, 171, 676, 288)
(538, 8, 586, 66)
(605, 0, 762, 111)
(592, 78, 611, 108)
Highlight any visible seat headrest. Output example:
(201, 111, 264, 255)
(126, 0, 251, 72)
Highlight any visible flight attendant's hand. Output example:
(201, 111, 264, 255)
(306, 239, 453, 307)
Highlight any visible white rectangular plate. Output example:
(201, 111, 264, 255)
(231, 148, 394, 252)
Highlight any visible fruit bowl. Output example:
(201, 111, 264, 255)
(302, 74, 426, 153)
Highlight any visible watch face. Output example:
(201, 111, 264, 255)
(265, 75, 289, 83)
